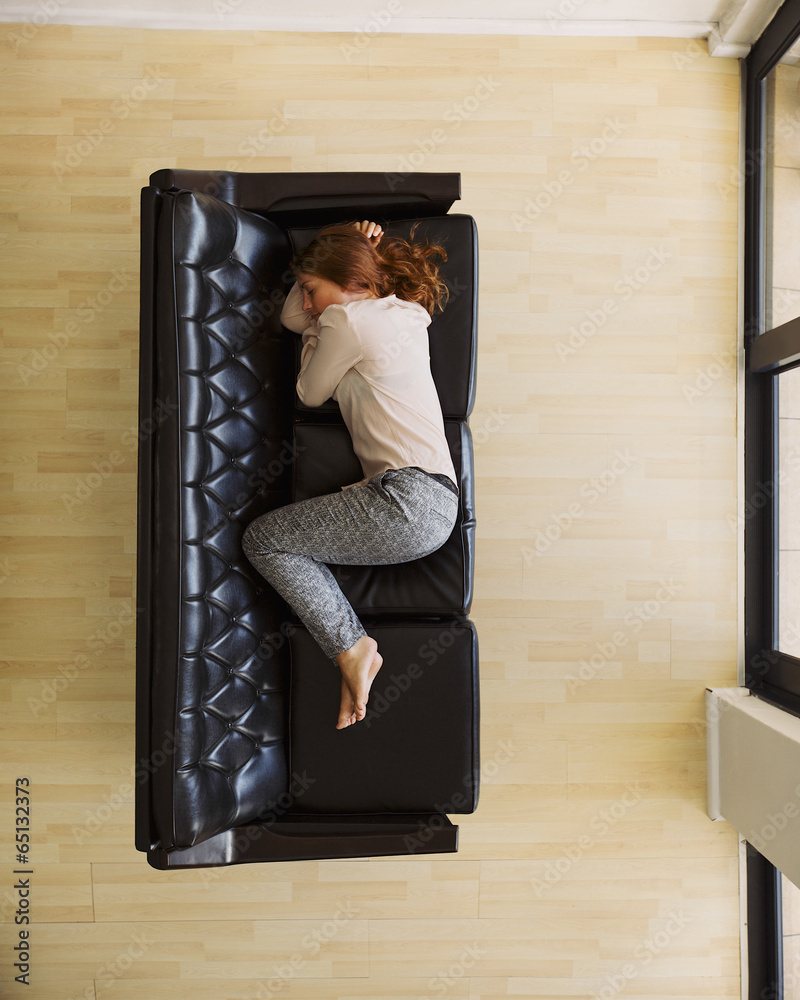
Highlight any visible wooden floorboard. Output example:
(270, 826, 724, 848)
(0, 24, 741, 999)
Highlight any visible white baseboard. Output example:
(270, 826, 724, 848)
(0, 7, 718, 38)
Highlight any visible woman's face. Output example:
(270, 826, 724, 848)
(296, 271, 366, 321)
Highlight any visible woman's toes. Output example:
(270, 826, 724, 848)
(336, 678, 357, 729)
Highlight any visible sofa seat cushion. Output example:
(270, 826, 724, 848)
(291, 420, 475, 616)
(289, 623, 479, 815)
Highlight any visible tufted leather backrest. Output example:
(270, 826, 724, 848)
(147, 191, 297, 849)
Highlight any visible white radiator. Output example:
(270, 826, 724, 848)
(707, 686, 800, 885)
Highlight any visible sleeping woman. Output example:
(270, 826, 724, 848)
(242, 220, 458, 729)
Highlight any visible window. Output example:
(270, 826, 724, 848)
(745, 4, 800, 998)
(745, 0, 800, 716)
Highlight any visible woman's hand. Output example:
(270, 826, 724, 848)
(353, 220, 383, 244)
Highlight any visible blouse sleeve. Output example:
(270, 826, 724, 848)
(280, 281, 314, 334)
(296, 305, 363, 408)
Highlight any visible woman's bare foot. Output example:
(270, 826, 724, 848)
(335, 635, 383, 728)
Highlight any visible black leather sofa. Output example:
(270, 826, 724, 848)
(135, 170, 479, 869)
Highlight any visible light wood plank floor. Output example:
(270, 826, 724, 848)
(0, 24, 741, 999)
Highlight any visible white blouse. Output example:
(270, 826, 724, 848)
(280, 282, 457, 489)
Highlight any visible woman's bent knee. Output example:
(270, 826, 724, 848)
(242, 517, 270, 561)
(241, 522, 255, 561)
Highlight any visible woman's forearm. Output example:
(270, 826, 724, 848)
(296, 308, 362, 408)
(299, 336, 317, 373)
(280, 281, 313, 333)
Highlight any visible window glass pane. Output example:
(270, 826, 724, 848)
(779, 366, 800, 656)
(766, 62, 800, 330)
(784, 873, 800, 994)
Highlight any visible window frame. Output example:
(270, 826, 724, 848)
(743, 5, 800, 998)
(746, 844, 783, 999)
(744, 0, 800, 713)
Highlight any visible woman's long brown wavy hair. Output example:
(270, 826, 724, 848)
(290, 222, 449, 315)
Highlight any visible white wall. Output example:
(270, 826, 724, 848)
(0, 0, 781, 52)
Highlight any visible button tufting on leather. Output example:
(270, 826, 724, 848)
(155, 194, 302, 849)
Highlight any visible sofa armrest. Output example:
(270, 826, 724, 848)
(147, 169, 461, 223)
(147, 814, 459, 869)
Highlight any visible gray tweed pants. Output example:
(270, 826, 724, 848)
(242, 466, 459, 660)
